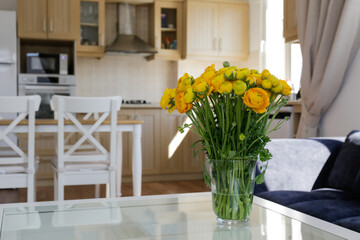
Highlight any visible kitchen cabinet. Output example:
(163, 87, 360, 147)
(18, 0, 77, 40)
(186, 0, 249, 60)
(77, 0, 106, 58)
(154, 0, 184, 60)
(160, 110, 204, 174)
(283, 0, 298, 42)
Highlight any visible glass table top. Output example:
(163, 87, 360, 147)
(0, 193, 352, 240)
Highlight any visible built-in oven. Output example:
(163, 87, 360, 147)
(18, 74, 76, 119)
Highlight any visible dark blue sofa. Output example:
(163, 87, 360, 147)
(255, 131, 360, 233)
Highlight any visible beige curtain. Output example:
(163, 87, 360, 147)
(296, 0, 360, 138)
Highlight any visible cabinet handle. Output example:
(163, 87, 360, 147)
(213, 38, 218, 51)
(43, 18, 46, 32)
(219, 38, 222, 51)
(101, 33, 105, 46)
(49, 18, 53, 32)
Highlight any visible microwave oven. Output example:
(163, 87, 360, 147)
(26, 52, 68, 75)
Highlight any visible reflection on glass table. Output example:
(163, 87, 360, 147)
(0, 193, 357, 240)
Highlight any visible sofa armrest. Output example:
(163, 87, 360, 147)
(258, 138, 344, 192)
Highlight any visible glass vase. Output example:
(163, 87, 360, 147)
(208, 157, 257, 225)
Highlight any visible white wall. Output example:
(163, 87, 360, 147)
(320, 48, 360, 136)
(0, 0, 16, 11)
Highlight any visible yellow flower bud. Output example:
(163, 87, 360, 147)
(272, 83, 283, 93)
(224, 68, 236, 80)
(253, 74, 262, 85)
(246, 75, 257, 85)
(160, 88, 176, 113)
(240, 68, 250, 79)
(211, 73, 226, 93)
(235, 70, 245, 81)
(261, 80, 272, 89)
(239, 133, 246, 141)
(279, 80, 292, 96)
(261, 69, 270, 79)
(250, 69, 259, 75)
(219, 81, 233, 94)
(268, 74, 279, 87)
(184, 87, 195, 103)
(233, 80, 247, 95)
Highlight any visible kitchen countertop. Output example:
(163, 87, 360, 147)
(121, 103, 162, 109)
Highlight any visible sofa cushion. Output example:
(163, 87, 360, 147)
(333, 216, 360, 233)
(289, 199, 360, 223)
(256, 189, 351, 206)
(327, 130, 360, 191)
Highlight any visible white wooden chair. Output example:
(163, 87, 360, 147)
(0, 95, 41, 202)
(50, 96, 122, 201)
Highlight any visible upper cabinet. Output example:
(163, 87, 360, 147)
(283, 0, 298, 42)
(186, 0, 249, 61)
(77, 0, 106, 58)
(18, 0, 77, 40)
(154, 0, 184, 60)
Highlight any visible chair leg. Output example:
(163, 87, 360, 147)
(58, 173, 65, 201)
(27, 173, 35, 203)
(95, 184, 101, 198)
(110, 171, 116, 198)
(54, 172, 58, 201)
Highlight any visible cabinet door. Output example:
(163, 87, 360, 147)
(77, 0, 105, 57)
(154, 1, 183, 60)
(17, 0, 48, 39)
(47, 0, 77, 40)
(218, 3, 249, 60)
(160, 110, 184, 174)
(182, 121, 205, 173)
(186, 1, 219, 58)
(134, 109, 161, 175)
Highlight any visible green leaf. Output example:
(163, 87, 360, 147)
(255, 170, 265, 184)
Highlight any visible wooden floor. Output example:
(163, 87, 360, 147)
(0, 180, 210, 203)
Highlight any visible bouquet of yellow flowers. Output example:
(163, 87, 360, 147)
(160, 61, 291, 223)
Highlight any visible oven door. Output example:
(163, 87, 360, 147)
(18, 85, 76, 119)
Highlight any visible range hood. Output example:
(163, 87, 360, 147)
(106, 3, 157, 56)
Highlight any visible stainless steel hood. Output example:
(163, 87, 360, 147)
(106, 3, 157, 56)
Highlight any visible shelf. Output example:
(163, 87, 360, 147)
(81, 22, 99, 27)
(161, 28, 177, 32)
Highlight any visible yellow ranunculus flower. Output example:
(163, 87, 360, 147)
(184, 87, 195, 103)
(261, 69, 270, 79)
(272, 83, 283, 93)
(160, 88, 176, 113)
(250, 69, 259, 75)
(217, 67, 228, 74)
(279, 80, 292, 96)
(268, 74, 279, 87)
(224, 68, 236, 80)
(176, 73, 193, 93)
(240, 68, 250, 78)
(219, 81, 233, 94)
(235, 70, 246, 81)
(175, 92, 193, 114)
(201, 64, 216, 81)
(253, 74, 262, 85)
(246, 75, 257, 85)
(233, 80, 247, 95)
(242, 88, 270, 114)
(261, 79, 272, 89)
(193, 77, 213, 96)
(211, 73, 226, 93)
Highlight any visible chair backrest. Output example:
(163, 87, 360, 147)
(0, 95, 41, 166)
(51, 96, 122, 170)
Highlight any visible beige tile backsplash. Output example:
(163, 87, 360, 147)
(77, 51, 260, 103)
(76, 56, 178, 103)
